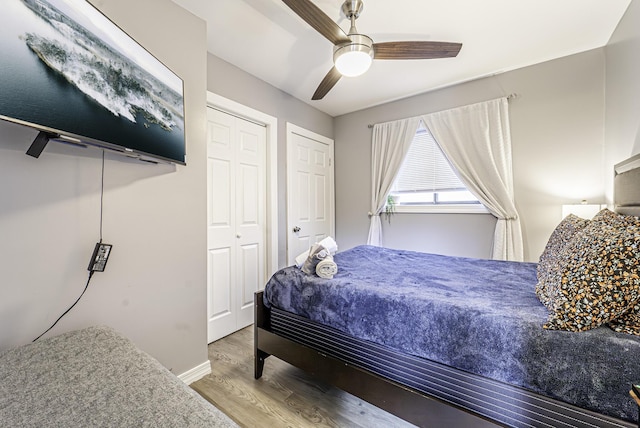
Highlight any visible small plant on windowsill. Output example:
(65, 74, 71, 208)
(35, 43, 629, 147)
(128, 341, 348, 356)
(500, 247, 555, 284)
(384, 194, 397, 224)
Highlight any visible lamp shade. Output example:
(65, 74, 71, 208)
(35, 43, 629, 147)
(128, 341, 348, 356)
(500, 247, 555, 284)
(561, 203, 604, 219)
(333, 34, 373, 77)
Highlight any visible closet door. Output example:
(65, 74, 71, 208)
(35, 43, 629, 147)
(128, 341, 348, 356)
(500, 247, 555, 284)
(207, 108, 266, 343)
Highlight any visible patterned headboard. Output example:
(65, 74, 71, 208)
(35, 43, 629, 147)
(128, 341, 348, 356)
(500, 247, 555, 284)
(615, 153, 640, 216)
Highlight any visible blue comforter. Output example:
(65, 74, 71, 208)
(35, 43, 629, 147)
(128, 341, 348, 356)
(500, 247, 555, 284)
(264, 245, 640, 422)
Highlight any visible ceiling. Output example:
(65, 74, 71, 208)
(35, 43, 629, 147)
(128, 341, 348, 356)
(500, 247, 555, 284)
(171, 0, 631, 117)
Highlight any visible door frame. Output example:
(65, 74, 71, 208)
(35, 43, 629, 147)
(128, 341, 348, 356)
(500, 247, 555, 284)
(206, 92, 278, 281)
(286, 122, 335, 265)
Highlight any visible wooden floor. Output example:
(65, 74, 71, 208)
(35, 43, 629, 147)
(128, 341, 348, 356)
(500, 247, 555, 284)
(190, 326, 416, 428)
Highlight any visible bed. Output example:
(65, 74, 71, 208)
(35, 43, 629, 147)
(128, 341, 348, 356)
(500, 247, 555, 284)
(254, 154, 640, 428)
(0, 325, 238, 427)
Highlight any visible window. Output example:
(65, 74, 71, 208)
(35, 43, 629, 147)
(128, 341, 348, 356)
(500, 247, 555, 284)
(388, 125, 487, 213)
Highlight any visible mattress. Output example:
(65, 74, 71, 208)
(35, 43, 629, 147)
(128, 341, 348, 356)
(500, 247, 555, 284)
(0, 325, 238, 427)
(263, 245, 640, 422)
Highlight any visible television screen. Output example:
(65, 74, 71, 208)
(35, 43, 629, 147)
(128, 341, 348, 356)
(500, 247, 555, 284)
(0, 0, 186, 164)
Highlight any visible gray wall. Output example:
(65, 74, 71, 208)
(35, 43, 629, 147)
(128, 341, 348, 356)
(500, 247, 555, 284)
(334, 49, 606, 262)
(0, 0, 208, 375)
(605, 0, 640, 199)
(207, 54, 334, 266)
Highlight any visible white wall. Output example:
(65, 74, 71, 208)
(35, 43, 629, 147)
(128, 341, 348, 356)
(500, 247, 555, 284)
(0, 0, 208, 375)
(605, 0, 640, 198)
(334, 49, 606, 262)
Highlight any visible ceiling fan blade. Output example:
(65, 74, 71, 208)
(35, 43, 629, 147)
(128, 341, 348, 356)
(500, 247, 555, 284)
(282, 0, 350, 45)
(312, 67, 342, 100)
(373, 41, 462, 60)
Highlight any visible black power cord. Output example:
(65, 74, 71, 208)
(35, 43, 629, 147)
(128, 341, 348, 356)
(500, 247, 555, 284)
(32, 271, 94, 342)
(99, 150, 105, 242)
(32, 151, 107, 342)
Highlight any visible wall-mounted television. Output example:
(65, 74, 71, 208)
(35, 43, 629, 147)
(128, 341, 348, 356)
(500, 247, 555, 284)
(0, 0, 186, 164)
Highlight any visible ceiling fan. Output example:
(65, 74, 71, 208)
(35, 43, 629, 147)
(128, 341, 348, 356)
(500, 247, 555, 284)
(282, 0, 463, 100)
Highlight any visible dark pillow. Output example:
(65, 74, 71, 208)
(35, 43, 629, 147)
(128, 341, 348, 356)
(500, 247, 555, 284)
(609, 303, 640, 335)
(606, 211, 640, 335)
(535, 214, 590, 309)
(542, 212, 640, 332)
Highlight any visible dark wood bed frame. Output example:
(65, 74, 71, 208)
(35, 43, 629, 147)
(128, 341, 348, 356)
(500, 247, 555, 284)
(254, 154, 640, 428)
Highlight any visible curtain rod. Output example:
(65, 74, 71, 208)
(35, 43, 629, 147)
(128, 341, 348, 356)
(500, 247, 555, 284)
(366, 93, 518, 129)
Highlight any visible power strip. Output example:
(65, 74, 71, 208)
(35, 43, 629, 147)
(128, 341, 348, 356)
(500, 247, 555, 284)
(88, 243, 112, 272)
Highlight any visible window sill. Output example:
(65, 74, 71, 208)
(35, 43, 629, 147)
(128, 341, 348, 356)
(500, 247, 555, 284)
(393, 204, 491, 214)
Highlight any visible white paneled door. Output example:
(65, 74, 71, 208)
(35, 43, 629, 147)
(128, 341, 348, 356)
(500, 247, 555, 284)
(287, 123, 335, 265)
(207, 108, 266, 343)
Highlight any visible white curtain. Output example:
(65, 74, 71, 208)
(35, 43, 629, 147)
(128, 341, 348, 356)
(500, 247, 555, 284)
(367, 117, 422, 246)
(421, 98, 524, 261)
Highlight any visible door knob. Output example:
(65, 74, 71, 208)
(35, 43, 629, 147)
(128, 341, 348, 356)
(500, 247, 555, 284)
(236, 233, 242, 238)
(293, 226, 301, 233)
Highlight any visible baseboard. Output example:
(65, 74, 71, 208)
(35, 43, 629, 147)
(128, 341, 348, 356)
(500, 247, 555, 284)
(178, 360, 211, 384)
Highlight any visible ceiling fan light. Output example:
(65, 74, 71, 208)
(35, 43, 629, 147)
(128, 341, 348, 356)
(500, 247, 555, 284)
(335, 50, 372, 77)
(333, 34, 373, 77)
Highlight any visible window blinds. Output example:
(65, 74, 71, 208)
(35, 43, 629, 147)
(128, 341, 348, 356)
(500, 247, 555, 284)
(393, 127, 465, 193)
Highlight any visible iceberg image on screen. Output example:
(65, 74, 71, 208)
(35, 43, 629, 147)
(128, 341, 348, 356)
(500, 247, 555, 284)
(0, 0, 186, 164)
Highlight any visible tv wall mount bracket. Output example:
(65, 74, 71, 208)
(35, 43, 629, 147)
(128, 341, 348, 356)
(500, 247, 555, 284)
(26, 131, 58, 159)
